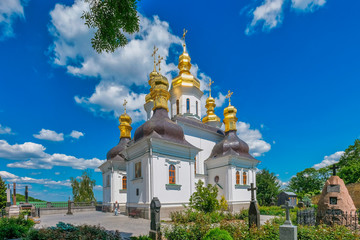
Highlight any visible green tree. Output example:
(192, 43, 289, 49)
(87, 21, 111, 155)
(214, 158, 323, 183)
(256, 169, 280, 206)
(189, 180, 219, 213)
(0, 177, 6, 209)
(337, 139, 360, 184)
(70, 171, 96, 203)
(287, 168, 329, 199)
(82, 0, 140, 53)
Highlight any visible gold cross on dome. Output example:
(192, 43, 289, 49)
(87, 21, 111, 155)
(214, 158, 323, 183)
(156, 55, 164, 72)
(208, 79, 214, 96)
(182, 28, 188, 41)
(123, 99, 128, 113)
(226, 90, 233, 106)
(151, 45, 158, 71)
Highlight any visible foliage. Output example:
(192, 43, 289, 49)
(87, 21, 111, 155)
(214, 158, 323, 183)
(170, 209, 248, 224)
(287, 168, 329, 199)
(298, 224, 360, 240)
(259, 206, 297, 216)
(70, 171, 96, 203)
(189, 180, 219, 213)
(130, 235, 152, 240)
(256, 169, 280, 206)
(203, 228, 233, 240)
(219, 195, 228, 212)
(0, 216, 35, 239)
(0, 176, 6, 209)
(82, 0, 140, 53)
(26, 222, 122, 240)
(337, 139, 360, 184)
(16, 193, 45, 202)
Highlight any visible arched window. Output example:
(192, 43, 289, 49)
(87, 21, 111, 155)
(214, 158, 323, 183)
(196, 101, 198, 116)
(106, 175, 110, 187)
(186, 98, 190, 113)
(243, 172, 247, 185)
(236, 171, 240, 185)
(169, 164, 175, 184)
(176, 99, 180, 115)
(122, 176, 127, 190)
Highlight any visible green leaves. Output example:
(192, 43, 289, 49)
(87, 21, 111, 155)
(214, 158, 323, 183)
(256, 169, 280, 206)
(189, 180, 220, 213)
(82, 0, 140, 53)
(70, 170, 96, 203)
(337, 139, 360, 184)
(0, 176, 6, 209)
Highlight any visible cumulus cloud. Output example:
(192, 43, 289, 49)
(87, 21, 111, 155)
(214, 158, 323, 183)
(0, 140, 105, 169)
(236, 122, 271, 157)
(245, 0, 327, 34)
(69, 130, 84, 139)
(0, 124, 12, 134)
(48, 0, 215, 122)
(312, 151, 345, 169)
(33, 129, 64, 142)
(0, 171, 71, 187)
(0, 0, 25, 40)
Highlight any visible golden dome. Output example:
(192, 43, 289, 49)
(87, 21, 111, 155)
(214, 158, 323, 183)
(223, 91, 238, 132)
(150, 57, 170, 111)
(202, 79, 221, 124)
(171, 32, 201, 90)
(146, 46, 161, 103)
(118, 100, 132, 138)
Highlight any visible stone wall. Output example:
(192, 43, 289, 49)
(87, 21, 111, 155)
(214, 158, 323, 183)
(312, 182, 360, 209)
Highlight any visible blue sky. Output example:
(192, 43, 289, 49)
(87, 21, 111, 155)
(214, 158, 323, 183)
(0, 0, 359, 201)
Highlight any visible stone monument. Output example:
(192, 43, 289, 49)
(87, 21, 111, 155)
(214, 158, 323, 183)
(66, 197, 73, 215)
(149, 197, 161, 240)
(9, 183, 20, 217)
(25, 186, 29, 203)
(247, 183, 260, 228)
(280, 201, 297, 240)
(6, 184, 11, 207)
(316, 164, 356, 226)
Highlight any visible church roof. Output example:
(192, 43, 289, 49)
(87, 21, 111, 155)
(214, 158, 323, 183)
(173, 115, 224, 136)
(134, 108, 194, 147)
(106, 137, 130, 162)
(209, 130, 256, 161)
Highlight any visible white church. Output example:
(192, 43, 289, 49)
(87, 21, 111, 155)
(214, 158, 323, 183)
(99, 36, 260, 219)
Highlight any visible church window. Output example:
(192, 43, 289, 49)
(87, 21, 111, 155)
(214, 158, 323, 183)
(176, 100, 179, 115)
(243, 172, 247, 185)
(106, 175, 110, 187)
(169, 164, 175, 184)
(122, 176, 127, 190)
(135, 162, 142, 178)
(236, 171, 240, 185)
(196, 101, 198, 116)
(186, 98, 190, 113)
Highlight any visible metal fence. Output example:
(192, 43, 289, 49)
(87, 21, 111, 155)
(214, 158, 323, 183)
(297, 208, 360, 230)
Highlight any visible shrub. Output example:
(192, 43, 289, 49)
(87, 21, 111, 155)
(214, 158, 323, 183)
(189, 180, 219, 213)
(130, 235, 152, 240)
(203, 228, 233, 240)
(0, 216, 35, 239)
(219, 196, 228, 212)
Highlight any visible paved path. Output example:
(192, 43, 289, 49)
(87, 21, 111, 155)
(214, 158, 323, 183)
(35, 211, 150, 239)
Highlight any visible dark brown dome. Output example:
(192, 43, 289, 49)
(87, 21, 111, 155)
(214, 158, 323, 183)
(209, 130, 256, 160)
(134, 108, 189, 145)
(106, 137, 130, 161)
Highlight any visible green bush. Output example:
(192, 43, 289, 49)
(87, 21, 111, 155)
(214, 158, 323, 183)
(298, 224, 360, 240)
(0, 216, 35, 239)
(189, 180, 219, 213)
(259, 206, 298, 216)
(170, 209, 248, 224)
(203, 228, 233, 240)
(130, 235, 152, 240)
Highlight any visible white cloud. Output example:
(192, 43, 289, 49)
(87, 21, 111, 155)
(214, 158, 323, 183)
(0, 0, 24, 40)
(245, 0, 326, 35)
(236, 122, 271, 157)
(69, 130, 84, 139)
(0, 171, 70, 187)
(33, 129, 64, 142)
(0, 124, 12, 134)
(54, 172, 60, 175)
(312, 151, 345, 169)
(48, 0, 213, 122)
(0, 140, 105, 170)
(291, 0, 326, 11)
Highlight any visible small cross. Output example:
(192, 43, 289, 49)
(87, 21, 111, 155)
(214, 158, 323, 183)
(281, 201, 294, 225)
(151, 45, 158, 72)
(182, 28, 188, 41)
(247, 183, 257, 201)
(208, 79, 214, 97)
(156, 55, 164, 72)
(123, 99, 127, 113)
(331, 164, 339, 176)
(226, 90, 233, 106)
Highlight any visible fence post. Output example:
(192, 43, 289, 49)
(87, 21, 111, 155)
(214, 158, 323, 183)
(66, 199, 73, 215)
(46, 202, 51, 208)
